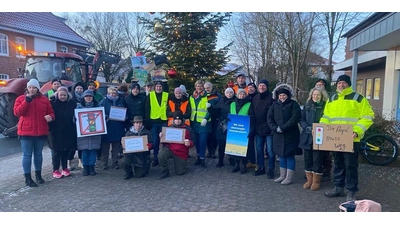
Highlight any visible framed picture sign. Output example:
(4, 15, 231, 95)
(75, 107, 107, 137)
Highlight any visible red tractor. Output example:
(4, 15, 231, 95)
(0, 50, 121, 137)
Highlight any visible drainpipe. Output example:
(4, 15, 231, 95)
(351, 50, 359, 92)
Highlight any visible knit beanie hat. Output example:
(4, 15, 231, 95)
(236, 88, 247, 97)
(336, 75, 351, 86)
(83, 90, 94, 97)
(131, 82, 140, 90)
(247, 83, 257, 89)
(225, 87, 234, 95)
(258, 79, 269, 87)
(27, 79, 40, 89)
(179, 84, 187, 93)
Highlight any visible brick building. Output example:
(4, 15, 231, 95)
(0, 12, 90, 79)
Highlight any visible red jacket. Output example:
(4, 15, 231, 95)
(161, 125, 194, 160)
(14, 93, 55, 137)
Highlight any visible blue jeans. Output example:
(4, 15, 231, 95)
(256, 135, 274, 170)
(151, 122, 166, 162)
(20, 136, 46, 174)
(195, 133, 208, 159)
(81, 150, 97, 166)
(279, 156, 296, 170)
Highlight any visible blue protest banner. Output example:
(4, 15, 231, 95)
(225, 114, 250, 157)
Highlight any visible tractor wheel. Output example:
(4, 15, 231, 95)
(0, 93, 18, 137)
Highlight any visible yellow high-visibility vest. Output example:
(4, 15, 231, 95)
(190, 96, 210, 122)
(149, 91, 168, 120)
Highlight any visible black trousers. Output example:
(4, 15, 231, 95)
(246, 135, 256, 164)
(207, 119, 219, 155)
(52, 150, 69, 171)
(303, 148, 328, 173)
(332, 143, 360, 192)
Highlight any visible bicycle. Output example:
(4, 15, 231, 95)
(359, 133, 399, 166)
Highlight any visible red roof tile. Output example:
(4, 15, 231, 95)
(0, 12, 91, 47)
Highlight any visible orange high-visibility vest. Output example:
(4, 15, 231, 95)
(168, 100, 190, 126)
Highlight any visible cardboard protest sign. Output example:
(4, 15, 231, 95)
(313, 123, 354, 152)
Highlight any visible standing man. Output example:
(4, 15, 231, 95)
(232, 73, 248, 94)
(125, 82, 147, 131)
(322, 75, 374, 201)
(252, 79, 275, 178)
(145, 82, 153, 96)
(245, 82, 258, 168)
(204, 81, 222, 159)
(145, 81, 168, 167)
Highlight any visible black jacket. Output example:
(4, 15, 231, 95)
(214, 96, 236, 141)
(298, 100, 326, 150)
(252, 90, 274, 136)
(267, 99, 301, 157)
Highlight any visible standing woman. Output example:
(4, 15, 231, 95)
(99, 86, 126, 170)
(48, 86, 77, 178)
(76, 90, 102, 176)
(299, 87, 328, 191)
(214, 87, 236, 167)
(267, 83, 301, 185)
(189, 80, 211, 167)
(14, 78, 55, 187)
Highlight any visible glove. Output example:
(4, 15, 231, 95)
(201, 119, 208, 127)
(276, 126, 283, 133)
(206, 103, 211, 108)
(147, 143, 153, 150)
(305, 126, 312, 134)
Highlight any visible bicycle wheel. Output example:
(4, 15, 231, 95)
(361, 134, 399, 166)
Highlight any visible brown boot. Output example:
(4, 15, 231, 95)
(310, 173, 323, 191)
(303, 171, 313, 189)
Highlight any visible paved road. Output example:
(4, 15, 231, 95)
(0, 145, 399, 212)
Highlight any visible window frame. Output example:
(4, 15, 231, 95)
(366, 78, 372, 99)
(60, 45, 68, 53)
(0, 33, 9, 56)
(356, 79, 363, 95)
(15, 37, 26, 58)
(373, 78, 380, 100)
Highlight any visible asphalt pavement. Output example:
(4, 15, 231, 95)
(0, 145, 399, 213)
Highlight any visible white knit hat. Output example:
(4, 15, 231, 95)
(179, 84, 187, 93)
(27, 79, 40, 90)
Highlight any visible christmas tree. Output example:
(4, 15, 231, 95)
(141, 12, 232, 93)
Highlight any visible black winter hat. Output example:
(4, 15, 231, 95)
(172, 111, 184, 121)
(336, 75, 351, 86)
(131, 82, 140, 90)
(277, 88, 291, 97)
(247, 83, 257, 89)
(258, 79, 269, 87)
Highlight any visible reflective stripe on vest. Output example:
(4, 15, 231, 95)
(149, 91, 168, 120)
(190, 96, 209, 122)
(230, 102, 251, 115)
(168, 100, 190, 126)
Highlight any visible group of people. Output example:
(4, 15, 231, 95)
(14, 72, 375, 202)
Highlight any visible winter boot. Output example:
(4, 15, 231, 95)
(346, 191, 356, 201)
(266, 168, 274, 179)
(35, 170, 45, 184)
(281, 169, 295, 185)
(254, 167, 266, 176)
(89, 165, 97, 176)
(194, 157, 201, 166)
(200, 159, 206, 168)
(274, 167, 287, 183)
(231, 161, 240, 173)
(158, 169, 170, 180)
(303, 171, 313, 189)
(24, 173, 38, 187)
(78, 159, 83, 169)
(82, 165, 90, 176)
(324, 186, 345, 198)
(310, 173, 323, 191)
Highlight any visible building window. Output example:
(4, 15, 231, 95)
(60, 45, 68, 53)
(366, 79, 372, 99)
(0, 33, 9, 56)
(15, 37, 26, 58)
(373, 78, 380, 100)
(356, 79, 363, 95)
(0, 74, 10, 80)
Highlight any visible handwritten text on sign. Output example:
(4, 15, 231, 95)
(313, 123, 354, 153)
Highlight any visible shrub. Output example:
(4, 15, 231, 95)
(364, 112, 400, 140)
